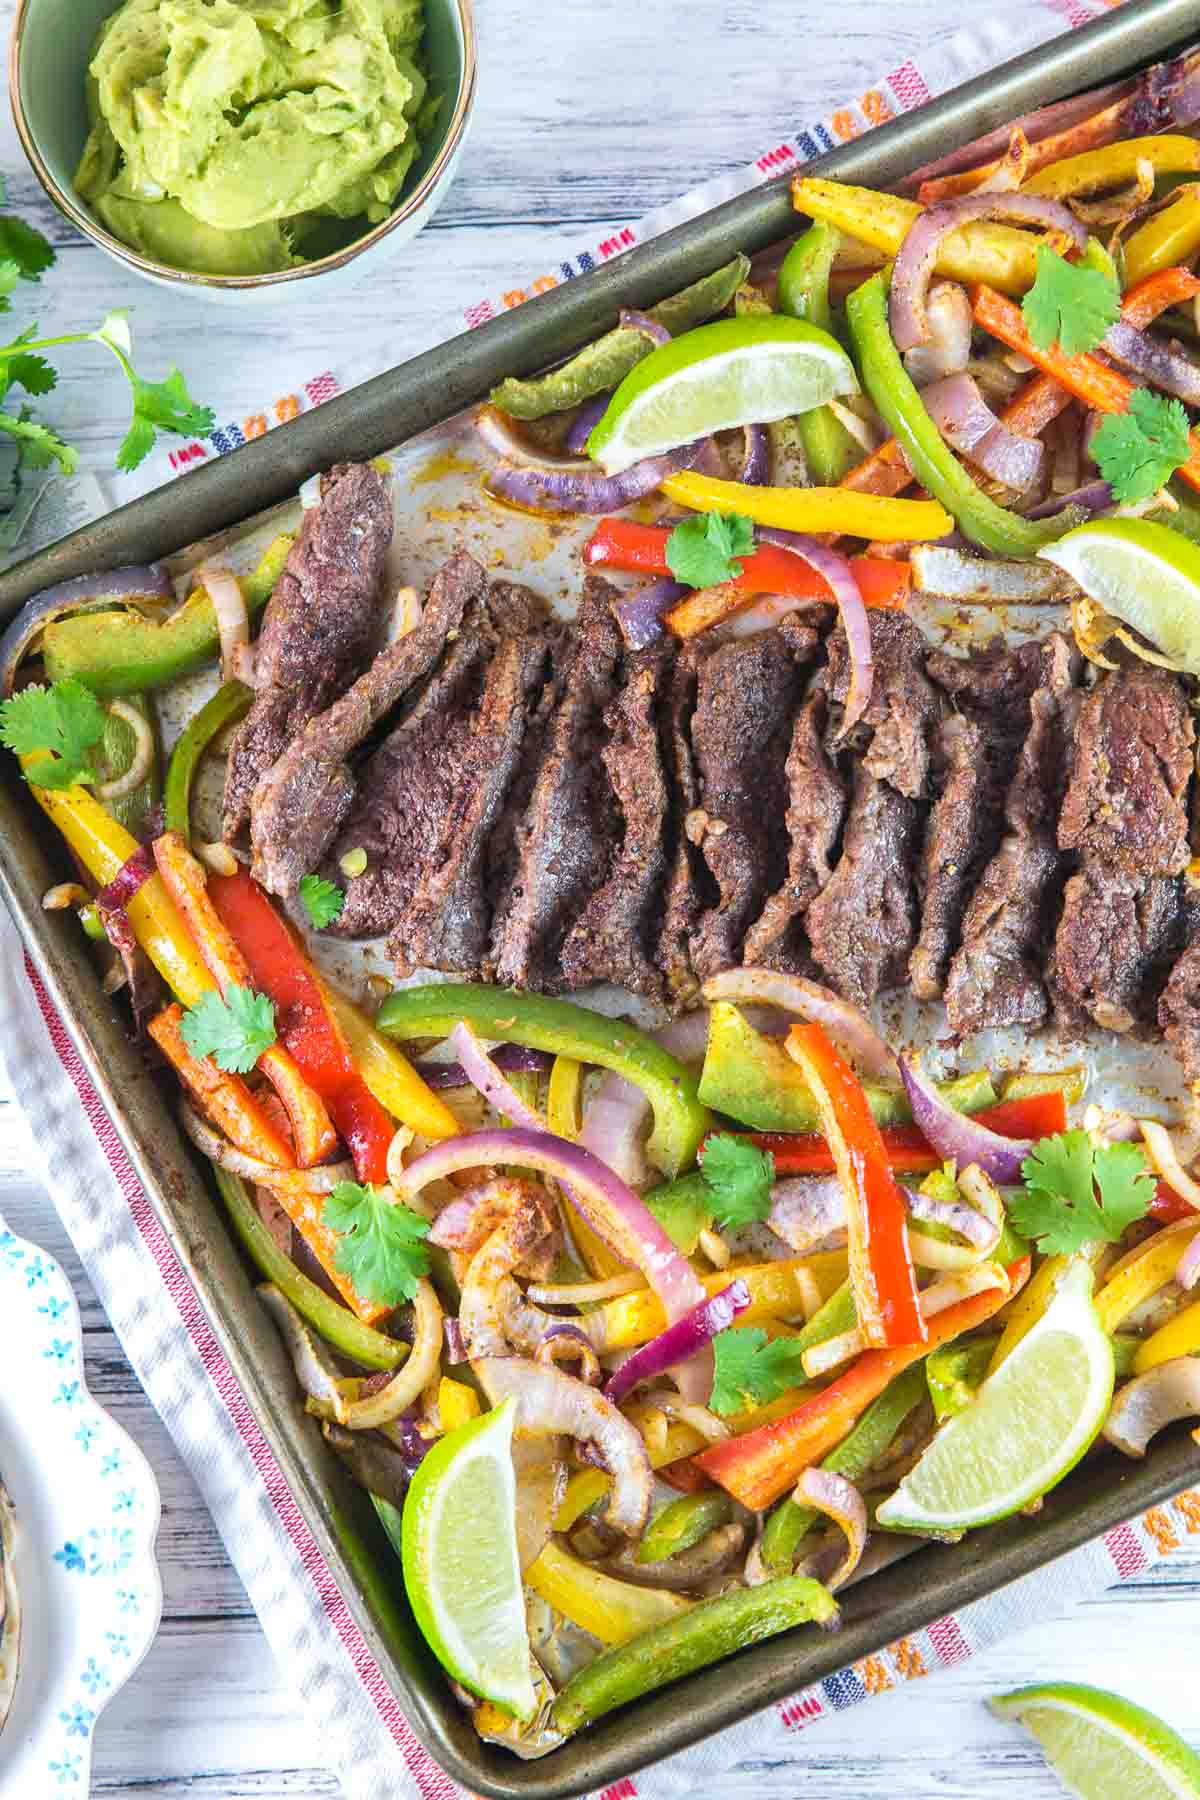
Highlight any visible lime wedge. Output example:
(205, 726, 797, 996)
(1039, 517, 1200, 675)
(991, 1682, 1200, 1800)
(587, 315, 859, 475)
(876, 1261, 1114, 1533)
(401, 1396, 537, 1719)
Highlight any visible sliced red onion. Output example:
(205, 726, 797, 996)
(768, 1177, 847, 1255)
(537, 1322, 602, 1386)
(1176, 1230, 1200, 1293)
(97, 843, 155, 914)
(911, 545, 1075, 603)
(475, 403, 592, 473)
(1027, 478, 1113, 520)
(740, 424, 770, 486)
(610, 576, 688, 651)
(392, 1127, 713, 1402)
(199, 564, 249, 688)
(620, 309, 671, 348)
(921, 373, 1044, 492)
(565, 393, 612, 454)
(890, 194, 1086, 352)
(904, 282, 972, 387)
(700, 967, 899, 1083)
(901, 79, 1136, 192)
(604, 1279, 750, 1404)
(448, 1022, 548, 1127)
(1104, 1357, 1200, 1457)
(412, 1043, 552, 1090)
(795, 1469, 868, 1590)
(1100, 321, 1200, 407)
(0, 565, 173, 695)
(443, 1317, 467, 1364)
(754, 528, 873, 730)
(899, 1055, 1034, 1185)
(486, 440, 703, 516)
(578, 1010, 715, 1194)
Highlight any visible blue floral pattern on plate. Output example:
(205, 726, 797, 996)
(0, 1216, 163, 1794)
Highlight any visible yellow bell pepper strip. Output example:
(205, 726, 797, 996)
(846, 274, 1077, 557)
(376, 982, 709, 1177)
(211, 1168, 407, 1371)
(551, 1575, 838, 1733)
(547, 1052, 625, 1278)
(590, 1252, 848, 1353)
(785, 1023, 925, 1350)
(1097, 1219, 1200, 1334)
(436, 1377, 479, 1431)
(658, 468, 952, 544)
(1025, 136, 1200, 200)
(987, 1241, 1107, 1374)
(791, 175, 1042, 295)
(163, 679, 253, 841)
(1134, 1300, 1200, 1373)
(41, 533, 294, 699)
(526, 1538, 690, 1647)
(693, 1260, 1028, 1512)
(316, 979, 459, 1143)
(148, 1002, 296, 1168)
(777, 223, 862, 485)
(1123, 187, 1200, 289)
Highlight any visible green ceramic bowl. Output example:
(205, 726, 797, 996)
(9, 0, 477, 303)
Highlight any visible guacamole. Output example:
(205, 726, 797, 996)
(75, 0, 437, 276)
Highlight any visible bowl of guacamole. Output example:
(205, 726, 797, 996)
(11, 0, 477, 296)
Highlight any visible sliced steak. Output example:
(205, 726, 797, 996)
(248, 551, 484, 904)
(224, 463, 393, 841)
(1052, 861, 1181, 1034)
(925, 638, 1046, 722)
(943, 633, 1081, 1037)
(826, 610, 940, 800)
(391, 630, 555, 979)
(743, 679, 845, 971)
(1161, 914, 1200, 1082)
(560, 643, 673, 999)
(487, 575, 623, 993)
(805, 766, 922, 1007)
(656, 643, 713, 1011)
(1057, 666, 1193, 875)
(689, 624, 815, 981)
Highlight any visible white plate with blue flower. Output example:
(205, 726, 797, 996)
(0, 1212, 162, 1795)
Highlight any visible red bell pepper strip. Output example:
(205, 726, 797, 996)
(785, 1023, 925, 1349)
(731, 1090, 1068, 1178)
(693, 1259, 1030, 1510)
(1150, 1181, 1200, 1224)
(581, 518, 910, 609)
(208, 870, 396, 1185)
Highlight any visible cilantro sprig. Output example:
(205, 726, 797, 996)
(1021, 241, 1120, 357)
(699, 1133, 775, 1231)
(1091, 389, 1192, 504)
(322, 1181, 431, 1307)
(1008, 1129, 1155, 1255)
(0, 678, 106, 788)
(298, 873, 345, 929)
(180, 985, 277, 1074)
(710, 1325, 807, 1416)
(665, 509, 755, 588)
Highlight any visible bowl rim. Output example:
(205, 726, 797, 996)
(8, 0, 478, 291)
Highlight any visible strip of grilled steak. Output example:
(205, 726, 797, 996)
(805, 765, 923, 1007)
(560, 642, 673, 999)
(1057, 666, 1193, 875)
(1052, 862, 1181, 1034)
(223, 463, 392, 841)
(826, 610, 941, 800)
(487, 575, 623, 993)
(391, 629, 555, 979)
(943, 633, 1081, 1037)
(689, 625, 815, 982)
(656, 643, 713, 1011)
(743, 678, 845, 972)
(248, 552, 485, 908)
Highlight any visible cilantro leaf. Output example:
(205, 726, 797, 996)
(322, 1182, 431, 1307)
(1091, 389, 1192, 504)
(298, 874, 345, 930)
(665, 509, 755, 589)
(0, 215, 55, 283)
(1009, 1129, 1155, 1255)
(179, 985, 277, 1074)
(1021, 242, 1120, 356)
(710, 1325, 808, 1416)
(0, 678, 105, 785)
(0, 406, 76, 474)
(117, 367, 215, 473)
(699, 1133, 774, 1230)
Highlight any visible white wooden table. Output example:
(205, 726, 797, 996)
(2, 0, 1199, 1792)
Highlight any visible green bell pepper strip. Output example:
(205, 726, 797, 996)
(376, 983, 709, 1176)
(164, 679, 253, 840)
(489, 255, 752, 420)
(637, 1491, 734, 1564)
(645, 1171, 711, 1252)
(794, 1280, 857, 1357)
(999, 1066, 1086, 1105)
(1112, 1333, 1141, 1379)
(759, 1362, 928, 1572)
(43, 533, 294, 698)
(212, 1165, 406, 1372)
(778, 223, 860, 483)
(93, 691, 161, 838)
(79, 902, 107, 941)
(846, 273, 1076, 559)
(925, 1334, 999, 1422)
(551, 1574, 838, 1733)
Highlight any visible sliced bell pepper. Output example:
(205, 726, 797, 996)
(148, 1003, 296, 1169)
(777, 222, 862, 484)
(526, 1538, 690, 1647)
(637, 1491, 733, 1563)
(734, 1090, 1067, 1177)
(1025, 135, 1200, 199)
(590, 1252, 848, 1353)
(1123, 189, 1200, 289)
(96, 692, 160, 841)
(658, 468, 952, 544)
(582, 517, 911, 612)
(791, 176, 1042, 294)
(1151, 1182, 1200, 1224)
(1119, 266, 1200, 330)
(915, 94, 1137, 204)
(436, 1377, 480, 1431)
(163, 680, 253, 841)
(784, 1023, 924, 1349)
(1097, 1219, 1200, 1334)
(693, 1259, 1029, 1511)
(1133, 1298, 1200, 1372)
(970, 282, 1200, 494)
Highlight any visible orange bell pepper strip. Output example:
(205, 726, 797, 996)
(148, 1003, 296, 1170)
(694, 1259, 1030, 1510)
(1118, 265, 1200, 329)
(915, 93, 1139, 205)
(784, 1024, 925, 1349)
(970, 282, 1200, 493)
(729, 1090, 1067, 1179)
(152, 832, 339, 1168)
(206, 869, 404, 1185)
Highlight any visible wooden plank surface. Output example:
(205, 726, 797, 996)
(2, 0, 1198, 1793)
